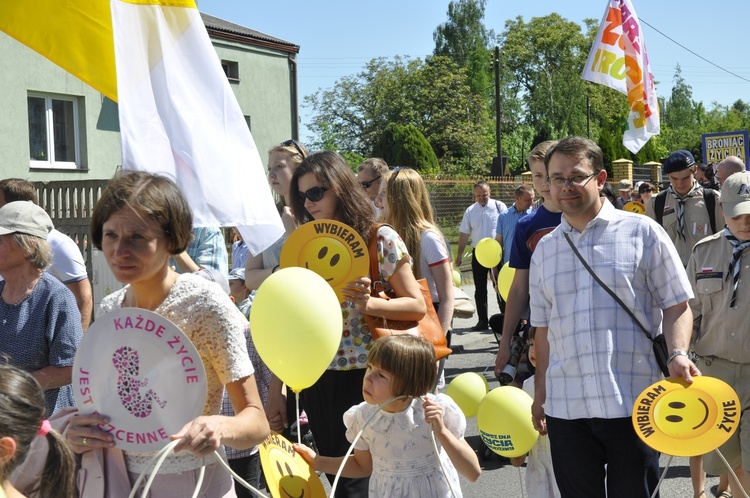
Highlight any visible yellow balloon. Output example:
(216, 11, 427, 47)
(474, 238, 502, 268)
(452, 269, 462, 287)
(477, 386, 539, 458)
(498, 262, 515, 301)
(251, 267, 342, 392)
(445, 372, 490, 418)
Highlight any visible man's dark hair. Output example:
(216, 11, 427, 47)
(544, 136, 604, 173)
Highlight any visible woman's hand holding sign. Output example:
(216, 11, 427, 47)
(67, 413, 115, 454)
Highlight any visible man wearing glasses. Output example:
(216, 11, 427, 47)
(529, 136, 698, 497)
(357, 158, 389, 216)
(455, 181, 508, 331)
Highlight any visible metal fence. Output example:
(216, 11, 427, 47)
(425, 178, 527, 246)
(30, 177, 518, 280)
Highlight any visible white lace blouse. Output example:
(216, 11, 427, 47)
(100, 273, 254, 473)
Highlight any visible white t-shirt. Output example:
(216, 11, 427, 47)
(419, 230, 451, 303)
(47, 229, 88, 283)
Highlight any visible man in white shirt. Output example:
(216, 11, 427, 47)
(529, 137, 699, 497)
(455, 181, 507, 330)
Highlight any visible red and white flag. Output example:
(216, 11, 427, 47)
(582, 0, 660, 154)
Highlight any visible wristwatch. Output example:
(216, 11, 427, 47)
(667, 350, 690, 364)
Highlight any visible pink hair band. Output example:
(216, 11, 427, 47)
(37, 419, 51, 437)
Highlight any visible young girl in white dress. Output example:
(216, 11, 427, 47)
(513, 327, 560, 498)
(295, 335, 481, 497)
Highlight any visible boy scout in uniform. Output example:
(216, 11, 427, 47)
(647, 150, 724, 266)
(688, 171, 750, 494)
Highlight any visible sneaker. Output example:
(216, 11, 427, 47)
(471, 322, 488, 331)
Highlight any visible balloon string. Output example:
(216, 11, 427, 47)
(650, 454, 672, 498)
(715, 448, 750, 498)
(517, 466, 525, 498)
(420, 395, 459, 498)
(296, 391, 301, 446)
(213, 450, 269, 497)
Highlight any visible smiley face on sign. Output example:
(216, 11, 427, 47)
(280, 220, 369, 303)
(623, 201, 646, 214)
(259, 434, 326, 498)
(632, 376, 740, 456)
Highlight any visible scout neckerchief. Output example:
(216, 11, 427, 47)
(667, 181, 701, 241)
(725, 227, 750, 308)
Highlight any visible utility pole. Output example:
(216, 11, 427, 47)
(586, 87, 591, 138)
(495, 46, 503, 176)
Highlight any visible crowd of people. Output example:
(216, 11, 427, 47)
(2, 136, 749, 498)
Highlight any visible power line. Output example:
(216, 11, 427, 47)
(641, 17, 750, 85)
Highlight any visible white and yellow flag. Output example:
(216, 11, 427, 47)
(0, 0, 283, 254)
(582, 0, 659, 154)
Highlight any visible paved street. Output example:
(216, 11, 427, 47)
(446, 281, 726, 498)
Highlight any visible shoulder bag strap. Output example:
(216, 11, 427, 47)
(563, 232, 654, 343)
(368, 223, 383, 286)
(654, 190, 668, 227)
(703, 189, 717, 234)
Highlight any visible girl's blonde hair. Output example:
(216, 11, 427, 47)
(367, 336, 436, 397)
(382, 168, 442, 279)
(268, 140, 308, 164)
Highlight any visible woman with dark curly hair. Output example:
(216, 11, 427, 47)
(284, 151, 425, 497)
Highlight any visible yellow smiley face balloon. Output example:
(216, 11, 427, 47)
(259, 434, 326, 498)
(632, 376, 740, 456)
(280, 220, 370, 303)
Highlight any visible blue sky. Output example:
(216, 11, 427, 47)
(199, 0, 750, 142)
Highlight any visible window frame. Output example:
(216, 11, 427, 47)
(27, 93, 81, 170)
(221, 60, 240, 84)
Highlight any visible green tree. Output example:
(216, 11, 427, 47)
(433, 0, 491, 66)
(303, 56, 492, 172)
(498, 14, 594, 138)
(372, 123, 440, 172)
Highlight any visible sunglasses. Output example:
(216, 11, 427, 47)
(360, 175, 381, 189)
(391, 166, 410, 181)
(281, 139, 306, 159)
(298, 186, 328, 203)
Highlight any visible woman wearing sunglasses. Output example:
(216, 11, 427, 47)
(287, 151, 425, 497)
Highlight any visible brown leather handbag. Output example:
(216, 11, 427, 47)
(363, 224, 452, 360)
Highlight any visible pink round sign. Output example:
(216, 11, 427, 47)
(73, 308, 207, 452)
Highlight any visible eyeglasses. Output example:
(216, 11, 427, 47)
(281, 139, 306, 159)
(360, 175, 381, 189)
(547, 172, 598, 188)
(298, 186, 328, 203)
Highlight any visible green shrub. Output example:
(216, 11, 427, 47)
(373, 123, 440, 173)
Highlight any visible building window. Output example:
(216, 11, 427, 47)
(221, 60, 240, 83)
(28, 94, 80, 169)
